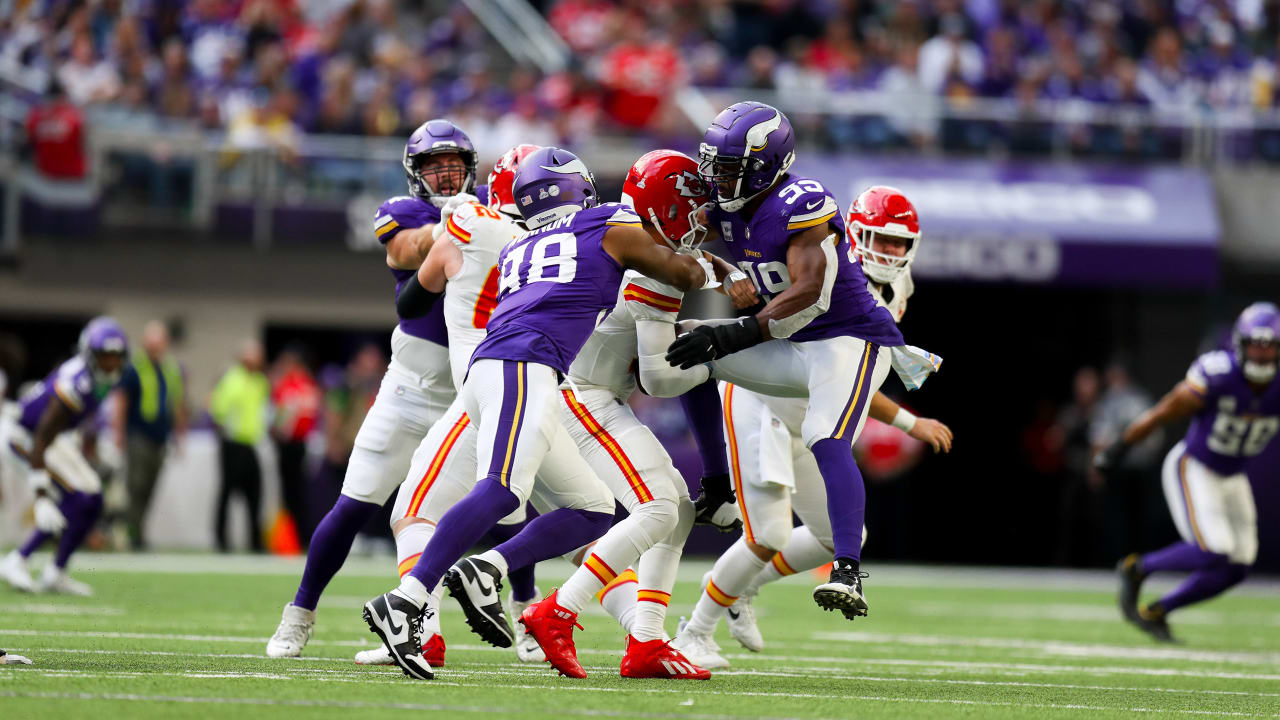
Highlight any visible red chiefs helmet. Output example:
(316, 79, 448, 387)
(622, 149, 710, 252)
(487, 144, 542, 217)
(847, 185, 921, 284)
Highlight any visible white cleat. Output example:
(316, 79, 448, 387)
(726, 595, 764, 652)
(266, 603, 316, 658)
(353, 644, 395, 665)
(37, 565, 92, 596)
(0, 650, 33, 665)
(1, 552, 36, 593)
(362, 590, 434, 680)
(672, 617, 729, 670)
(508, 589, 545, 663)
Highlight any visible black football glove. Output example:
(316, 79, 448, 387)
(1092, 439, 1130, 477)
(693, 473, 741, 533)
(665, 317, 764, 370)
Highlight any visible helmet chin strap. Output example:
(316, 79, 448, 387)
(1243, 361, 1277, 384)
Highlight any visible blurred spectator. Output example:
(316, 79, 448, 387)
(57, 32, 121, 105)
(209, 339, 269, 553)
(1054, 366, 1103, 567)
(918, 13, 983, 93)
(114, 321, 187, 551)
(1089, 361, 1163, 561)
(877, 42, 936, 148)
(25, 79, 86, 180)
(318, 344, 386, 543)
(270, 347, 321, 544)
(596, 16, 686, 130)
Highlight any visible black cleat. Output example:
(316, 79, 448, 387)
(813, 559, 868, 619)
(445, 556, 514, 648)
(1116, 553, 1146, 624)
(1133, 602, 1178, 644)
(362, 590, 434, 679)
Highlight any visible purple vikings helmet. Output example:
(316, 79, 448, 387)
(512, 146, 599, 229)
(1233, 301, 1280, 384)
(402, 119, 478, 200)
(699, 101, 796, 212)
(78, 316, 129, 385)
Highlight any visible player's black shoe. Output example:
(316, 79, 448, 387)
(813, 558, 868, 619)
(1133, 602, 1178, 644)
(445, 556, 514, 648)
(362, 590, 434, 680)
(1116, 553, 1147, 624)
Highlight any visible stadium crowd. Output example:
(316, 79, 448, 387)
(6, 0, 1280, 158)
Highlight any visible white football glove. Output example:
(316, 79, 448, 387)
(0, 650, 33, 665)
(431, 192, 477, 240)
(33, 494, 66, 533)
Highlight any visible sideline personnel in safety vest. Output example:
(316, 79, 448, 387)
(114, 320, 187, 551)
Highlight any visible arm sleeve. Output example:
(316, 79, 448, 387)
(396, 273, 444, 318)
(636, 319, 710, 398)
(53, 367, 89, 412)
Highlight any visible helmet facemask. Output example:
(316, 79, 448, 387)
(1240, 337, 1279, 384)
(698, 143, 791, 212)
(854, 224, 919, 284)
(403, 147, 476, 200)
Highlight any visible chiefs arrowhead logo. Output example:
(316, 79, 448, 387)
(671, 171, 707, 199)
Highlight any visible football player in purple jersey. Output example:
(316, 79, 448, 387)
(667, 102, 935, 621)
(268, 119, 514, 659)
(361, 147, 719, 680)
(1096, 302, 1280, 642)
(1, 317, 127, 595)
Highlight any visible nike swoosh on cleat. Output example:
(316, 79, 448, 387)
(383, 604, 404, 636)
(726, 608, 740, 620)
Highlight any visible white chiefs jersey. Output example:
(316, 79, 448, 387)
(761, 270, 914, 434)
(440, 201, 522, 388)
(564, 270, 684, 400)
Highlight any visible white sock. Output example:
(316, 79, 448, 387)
(684, 539, 766, 636)
(395, 522, 435, 580)
(473, 548, 509, 579)
(743, 525, 831, 597)
(631, 503, 691, 642)
(557, 513, 656, 614)
(596, 568, 638, 633)
(397, 575, 431, 608)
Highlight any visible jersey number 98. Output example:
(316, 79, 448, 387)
(499, 233, 578, 295)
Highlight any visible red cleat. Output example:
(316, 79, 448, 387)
(620, 635, 711, 680)
(518, 589, 586, 678)
(422, 633, 446, 668)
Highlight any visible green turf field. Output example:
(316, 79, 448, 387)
(2, 554, 1277, 719)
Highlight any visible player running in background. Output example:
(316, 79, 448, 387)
(1098, 302, 1279, 642)
(675, 187, 952, 667)
(667, 103, 939, 620)
(1, 317, 128, 596)
(267, 120, 480, 658)
(361, 146, 716, 680)
(354, 144, 547, 667)
(450, 150, 741, 679)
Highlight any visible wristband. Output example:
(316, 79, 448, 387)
(725, 270, 748, 286)
(696, 257, 719, 289)
(890, 407, 917, 432)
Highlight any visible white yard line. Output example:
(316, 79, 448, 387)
(33, 552, 1280, 596)
(0, 688, 1275, 718)
(6, 625, 1276, 668)
(10, 645, 1280, 683)
(810, 631, 1280, 665)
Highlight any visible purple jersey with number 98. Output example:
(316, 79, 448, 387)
(471, 202, 639, 374)
(1182, 349, 1280, 475)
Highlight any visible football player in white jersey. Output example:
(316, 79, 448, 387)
(673, 186, 953, 668)
(351, 145, 549, 667)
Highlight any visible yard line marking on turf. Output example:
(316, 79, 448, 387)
(810, 631, 1280, 665)
(898, 601, 1280, 627)
(0, 691, 835, 720)
(3, 689, 1276, 719)
(16, 646, 1280, 686)
(0, 603, 125, 616)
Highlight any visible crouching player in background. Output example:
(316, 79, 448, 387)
(1, 317, 128, 595)
(675, 187, 952, 668)
(1097, 302, 1280, 642)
